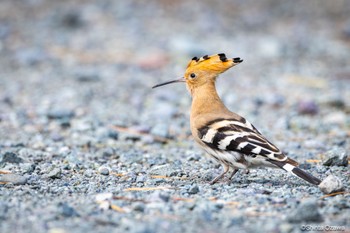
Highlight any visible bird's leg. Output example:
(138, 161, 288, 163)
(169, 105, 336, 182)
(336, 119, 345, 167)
(227, 169, 239, 185)
(209, 164, 229, 185)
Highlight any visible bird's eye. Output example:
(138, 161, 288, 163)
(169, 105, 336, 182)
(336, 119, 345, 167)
(190, 73, 196, 78)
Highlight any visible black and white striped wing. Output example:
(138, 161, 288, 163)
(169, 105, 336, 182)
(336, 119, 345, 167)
(198, 118, 286, 161)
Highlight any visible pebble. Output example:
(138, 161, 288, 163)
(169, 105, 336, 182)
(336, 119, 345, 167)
(61, 10, 84, 28)
(148, 164, 171, 176)
(56, 202, 78, 217)
(74, 68, 100, 82)
(133, 203, 145, 212)
(47, 168, 62, 179)
(318, 175, 344, 194)
(100, 147, 115, 158)
(297, 100, 318, 115)
(0, 152, 24, 164)
(287, 199, 323, 223)
(47, 110, 75, 120)
(98, 166, 110, 176)
(20, 163, 36, 174)
(188, 184, 200, 194)
(323, 148, 348, 167)
(0, 174, 28, 185)
(84, 169, 94, 178)
(107, 130, 119, 140)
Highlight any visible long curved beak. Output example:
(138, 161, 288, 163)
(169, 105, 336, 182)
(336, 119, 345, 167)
(152, 77, 185, 89)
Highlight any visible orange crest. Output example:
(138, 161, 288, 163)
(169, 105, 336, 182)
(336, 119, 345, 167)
(185, 53, 243, 75)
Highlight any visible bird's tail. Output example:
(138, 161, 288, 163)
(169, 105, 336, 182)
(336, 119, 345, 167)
(267, 159, 321, 185)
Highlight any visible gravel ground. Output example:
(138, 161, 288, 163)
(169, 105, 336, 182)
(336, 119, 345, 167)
(0, 1, 349, 233)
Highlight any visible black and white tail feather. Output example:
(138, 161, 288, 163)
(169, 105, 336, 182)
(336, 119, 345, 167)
(267, 159, 321, 185)
(197, 117, 321, 185)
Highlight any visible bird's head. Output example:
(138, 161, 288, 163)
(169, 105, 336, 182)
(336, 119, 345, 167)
(152, 53, 243, 93)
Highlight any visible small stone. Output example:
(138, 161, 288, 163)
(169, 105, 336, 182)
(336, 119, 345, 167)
(0, 152, 24, 165)
(325, 98, 345, 109)
(50, 132, 64, 142)
(98, 166, 110, 176)
(84, 169, 94, 178)
(0, 174, 27, 185)
(188, 184, 199, 194)
(136, 175, 147, 183)
(101, 148, 115, 158)
(21, 163, 36, 174)
(75, 69, 100, 82)
(133, 203, 145, 212)
(61, 11, 84, 29)
(323, 148, 348, 167)
(47, 168, 62, 179)
(47, 109, 75, 120)
(297, 100, 318, 115)
(287, 199, 323, 223)
(148, 164, 170, 176)
(318, 175, 344, 194)
(107, 130, 119, 140)
(57, 202, 78, 217)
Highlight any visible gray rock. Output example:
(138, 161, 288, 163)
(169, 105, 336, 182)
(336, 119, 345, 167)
(100, 147, 115, 158)
(133, 203, 145, 212)
(61, 11, 84, 29)
(318, 175, 344, 194)
(20, 163, 36, 174)
(98, 166, 110, 176)
(323, 148, 348, 167)
(84, 169, 94, 178)
(0, 174, 27, 185)
(57, 202, 79, 217)
(0, 152, 24, 165)
(136, 175, 147, 183)
(47, 109, 75, 120)
(107, 130, 119, 140)
(47, 168, 62, 179)
(188, 184, 199, 194)
(74, 68, 100, 82)
(287, 199, 323, 223)
(148, 164, 170, 176)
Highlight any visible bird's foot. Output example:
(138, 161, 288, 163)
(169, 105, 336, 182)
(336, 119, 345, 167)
(226, 169, 239, 185)
(209, 166, 229, 185)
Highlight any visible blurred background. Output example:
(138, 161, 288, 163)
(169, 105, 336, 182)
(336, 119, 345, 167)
(0, 0, 349, 155)
(1, 0, 350, 139)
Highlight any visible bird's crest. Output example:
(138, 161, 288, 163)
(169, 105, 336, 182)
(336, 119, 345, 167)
(186, 53, 243, 74)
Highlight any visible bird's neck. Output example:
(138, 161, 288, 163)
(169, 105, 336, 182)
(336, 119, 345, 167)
(190, 81, 229, 118)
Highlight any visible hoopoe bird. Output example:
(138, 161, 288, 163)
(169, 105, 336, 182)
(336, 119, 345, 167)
(153, 53, 321, 185)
